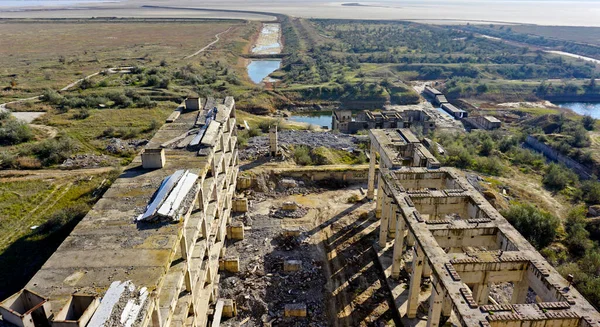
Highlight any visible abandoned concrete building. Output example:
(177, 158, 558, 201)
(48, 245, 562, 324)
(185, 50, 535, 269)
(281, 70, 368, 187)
(423, 86, 468, 120)
(466, 115, 502, 130)
(332, 108, 436, 134)
(0, 97, 240, 327)
(366, 128, 600, 327)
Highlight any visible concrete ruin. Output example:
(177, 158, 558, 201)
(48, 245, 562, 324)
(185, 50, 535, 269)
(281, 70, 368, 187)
(367, 128, 600, 327)
(0, 97, 240, 327)
(466, 115, 502, 130)
(332, 108, 436, 134)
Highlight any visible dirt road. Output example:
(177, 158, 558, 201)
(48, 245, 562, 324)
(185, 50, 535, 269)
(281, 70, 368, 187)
(184, 26, 232, 59)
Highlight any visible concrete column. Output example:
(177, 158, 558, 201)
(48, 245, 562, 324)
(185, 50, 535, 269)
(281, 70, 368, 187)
(391, 212, 405, 279)
(151, 295, 162, 327)
(473, 283, 490, 305)
(442, 292, 452, 319)
(406, 231, 415, 247)
(367, 146, 376, 200)
(376, 180, 384, 218)
(269, 126, 278, 156)
(423, 260, 432, 278)
(184, 269, 192, 292)
(388, 202, 397, 238)
(427, 279, 444, 327)
(511, 279, 529, 304)
(407, 245, 424, 319)
(379, 194, 391, 247)
(180, 233, 189, 261)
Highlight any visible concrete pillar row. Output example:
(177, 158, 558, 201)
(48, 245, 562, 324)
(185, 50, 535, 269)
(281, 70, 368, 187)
(391, 212, 406, 279)
(378, 194, 391, 247)
(407, 245, 424, 319)
(367, 145, 377, 200)
(426, 277, 445, 327)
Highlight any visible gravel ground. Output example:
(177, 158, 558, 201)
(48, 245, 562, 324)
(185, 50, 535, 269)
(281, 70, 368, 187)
(240, 130, 366, 161)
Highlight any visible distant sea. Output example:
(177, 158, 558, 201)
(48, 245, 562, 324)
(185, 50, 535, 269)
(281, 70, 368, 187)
(0, 0, 119, 7)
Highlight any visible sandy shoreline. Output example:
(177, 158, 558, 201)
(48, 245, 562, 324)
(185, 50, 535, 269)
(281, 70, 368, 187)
(2, 1, 600, 27)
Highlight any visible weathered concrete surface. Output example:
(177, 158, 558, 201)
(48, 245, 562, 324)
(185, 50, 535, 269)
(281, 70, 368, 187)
(1, 97, 240, 327)
(369, 128, 600, 327)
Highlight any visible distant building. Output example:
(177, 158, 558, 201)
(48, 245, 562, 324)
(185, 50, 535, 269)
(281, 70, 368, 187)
(332, 107, 435, 134)
(424, 86, 443, 98)
(441, 103, 468, 119)
(467, 115, 502, 130)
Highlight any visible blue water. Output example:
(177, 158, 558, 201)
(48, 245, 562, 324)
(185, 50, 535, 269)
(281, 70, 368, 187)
(557, 102, 600, 119)
(289, 112, 332, 128)
(247, 60, 281, 84)
(0, 0, 118, 6)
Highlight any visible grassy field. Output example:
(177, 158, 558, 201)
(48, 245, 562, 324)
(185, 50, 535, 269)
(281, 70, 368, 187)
(0, 19, 244, 103)
(0, 169, 117, 298)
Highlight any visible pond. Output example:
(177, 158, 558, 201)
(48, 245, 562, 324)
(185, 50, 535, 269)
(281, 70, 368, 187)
(289, 112, 332, 128)
(556, 102, 600, 119)
(247, 60, 281, 84)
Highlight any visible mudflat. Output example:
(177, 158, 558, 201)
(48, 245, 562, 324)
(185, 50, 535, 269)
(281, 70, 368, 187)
(2, 0, 600, 26)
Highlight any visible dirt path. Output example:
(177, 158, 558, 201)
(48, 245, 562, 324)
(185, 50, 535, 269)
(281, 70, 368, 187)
(183, 26, 232, 59)
(30, 124, 58, 139)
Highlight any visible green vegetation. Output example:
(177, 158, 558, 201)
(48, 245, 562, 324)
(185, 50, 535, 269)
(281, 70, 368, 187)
(0, 169, 119, 298)
(502, 203, 560, 249)
(0, 113, 34, 146)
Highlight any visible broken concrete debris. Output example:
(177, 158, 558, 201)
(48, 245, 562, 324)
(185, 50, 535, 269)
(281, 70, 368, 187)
(284, 303, 307, 318)
(87, 281, 148, 327)
(138, 169, 199, 222)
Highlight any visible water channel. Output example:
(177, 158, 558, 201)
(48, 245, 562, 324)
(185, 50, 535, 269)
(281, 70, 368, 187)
(246, 23, 282, 84)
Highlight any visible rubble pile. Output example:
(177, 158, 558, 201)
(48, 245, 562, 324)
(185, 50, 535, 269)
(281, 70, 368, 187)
(105, 138, 148, 154)
(220, 207, 326, 326)
(61, 154, 117, 168)
(239, 130, 365, 161)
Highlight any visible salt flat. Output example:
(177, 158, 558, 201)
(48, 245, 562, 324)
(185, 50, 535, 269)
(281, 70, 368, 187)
(1, 0, 600, 26)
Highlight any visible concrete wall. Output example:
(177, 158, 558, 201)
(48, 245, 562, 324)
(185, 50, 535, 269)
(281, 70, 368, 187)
(525, 136, 593, 179)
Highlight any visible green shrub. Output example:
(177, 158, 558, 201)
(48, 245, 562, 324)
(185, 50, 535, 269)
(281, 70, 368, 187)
(502, 203, 560, 249)
(542, 163, 578, 191)
(0, 119, 34, 145)
(30, 136, 79, 166)
(564, 206, 593, 257)
(581, 180, 600, 205)
(582, 115, 596, 131)
(474, 156, 504, 175)
(0, 151, 16, 168)
(293, 145, 313, 166)
(73, 109, 90, 120)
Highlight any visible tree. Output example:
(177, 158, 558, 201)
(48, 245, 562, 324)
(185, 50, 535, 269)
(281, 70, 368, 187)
(582, 115, 596, 131)
(564, 206, 593, 257)
(502, 203, 560, 249)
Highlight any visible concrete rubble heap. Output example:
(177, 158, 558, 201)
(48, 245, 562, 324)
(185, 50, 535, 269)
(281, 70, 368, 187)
(0, 97, 240, 327)
(367, 128, 600, 327)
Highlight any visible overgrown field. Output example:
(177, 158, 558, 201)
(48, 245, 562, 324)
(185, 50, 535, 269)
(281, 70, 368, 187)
(0, 19, 244, 103)
(0, 169, 118, 299)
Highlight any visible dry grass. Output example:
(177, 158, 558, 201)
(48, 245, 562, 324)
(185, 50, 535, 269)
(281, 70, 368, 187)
(0, 20, 239, 102)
